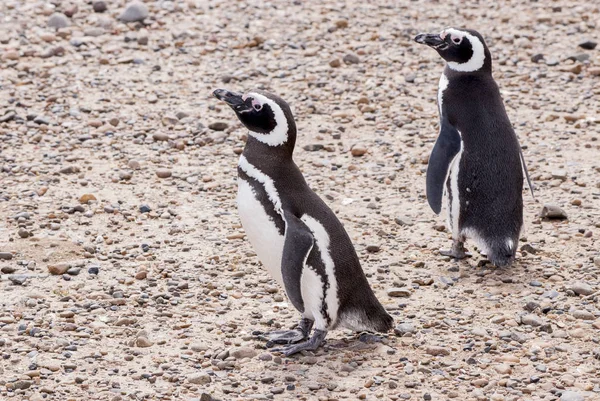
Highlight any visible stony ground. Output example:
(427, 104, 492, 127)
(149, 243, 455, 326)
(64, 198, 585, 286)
(1, 0, 600, 400)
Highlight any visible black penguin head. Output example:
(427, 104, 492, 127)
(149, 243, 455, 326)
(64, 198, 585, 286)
(212, 89, 296, 148)
(414, 28, 491, 73)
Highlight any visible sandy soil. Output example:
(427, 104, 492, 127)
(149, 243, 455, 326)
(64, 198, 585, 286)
(1, 0, 599, 400)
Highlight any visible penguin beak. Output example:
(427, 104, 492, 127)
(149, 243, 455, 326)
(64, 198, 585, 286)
(414, 33, 446, 49)
(213, 89, 253, 113)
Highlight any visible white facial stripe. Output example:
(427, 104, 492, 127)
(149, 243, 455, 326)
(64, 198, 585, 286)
(443, 28, 486, 72)
(301, 214, 339, 328)
(438, 73, 449, 115)
(238, 155, 283, 216)
(246, 92, 289, 146)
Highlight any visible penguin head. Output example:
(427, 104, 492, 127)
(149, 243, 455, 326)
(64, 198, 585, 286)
(213, 89, 296, 148)
(414, 28, 491, 73)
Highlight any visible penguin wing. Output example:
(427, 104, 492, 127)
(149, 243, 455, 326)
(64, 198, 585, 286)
(281, 211, 314, 313)
(426, 119, 462, 214)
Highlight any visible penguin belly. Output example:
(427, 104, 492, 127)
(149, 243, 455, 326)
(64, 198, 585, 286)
(237, 179, 285, 286)
(445, 146, 464, 240)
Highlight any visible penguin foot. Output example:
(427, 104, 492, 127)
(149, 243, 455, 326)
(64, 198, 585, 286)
(261, 318, 313, 346)
(271, 329, 327, 356)
(440, 241, 470, 260)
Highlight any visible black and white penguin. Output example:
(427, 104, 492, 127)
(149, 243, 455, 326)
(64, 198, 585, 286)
(414, 28, 534, 267)
(213, 89, 393, 355)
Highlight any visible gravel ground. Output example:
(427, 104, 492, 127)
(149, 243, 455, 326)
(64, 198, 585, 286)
(1, 0, 600, 400)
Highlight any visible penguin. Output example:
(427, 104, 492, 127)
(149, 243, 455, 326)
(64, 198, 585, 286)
(414, 28, 534, 267)
(212, 89, 393, 355)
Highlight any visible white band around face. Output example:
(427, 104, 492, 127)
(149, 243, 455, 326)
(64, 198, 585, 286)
(246, 92, 289, 146)
(442, 28, 486, 72)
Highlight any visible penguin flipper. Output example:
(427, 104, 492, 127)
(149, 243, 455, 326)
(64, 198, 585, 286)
(427, 118, 462, 214)
(281, 211, 314, 314)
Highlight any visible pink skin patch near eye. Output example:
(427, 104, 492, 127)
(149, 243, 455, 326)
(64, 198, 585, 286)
(440, 31, 448, 40)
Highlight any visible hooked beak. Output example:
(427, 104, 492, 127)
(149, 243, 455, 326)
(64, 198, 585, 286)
(414, 33, 447, 49)
(212, 89, 252, 113)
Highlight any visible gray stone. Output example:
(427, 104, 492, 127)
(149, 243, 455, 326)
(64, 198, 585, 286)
(343, 53, 360, 64)
(187, 372, 211, 385)
(521, 314, 543, 327)
(8, 275, 27, 285)
(387, 288, 411, 297)
(0, 252, 13, 260)
(540, 204, 568, 220)
(560, 391, 584, 401)
(569, 281, 594, 296)
(48, 13, 70, 29)
(119, 1, 149, 23)
(230, 347, 257, 359)
(394, 323, 415, 335)
(93, 1, 108, 13)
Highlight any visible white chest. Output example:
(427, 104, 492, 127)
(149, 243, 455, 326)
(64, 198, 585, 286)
(438, 73, 449, 115)
(237, 178, 285, 286)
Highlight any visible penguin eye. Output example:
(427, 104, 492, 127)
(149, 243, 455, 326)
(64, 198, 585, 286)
(253, 103, 262, 111)
(452, 36, 462, 45)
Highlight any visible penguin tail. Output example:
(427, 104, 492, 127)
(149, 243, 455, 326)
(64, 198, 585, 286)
(487, 238, 518, 267)
(340, 300, 394, 333)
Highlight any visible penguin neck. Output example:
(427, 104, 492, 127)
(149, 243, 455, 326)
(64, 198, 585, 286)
(445, 48, 493, 77)
(242, 127, 297, 170)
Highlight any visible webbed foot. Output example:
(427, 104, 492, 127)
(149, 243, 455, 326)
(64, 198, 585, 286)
(271, 329, 327, 356)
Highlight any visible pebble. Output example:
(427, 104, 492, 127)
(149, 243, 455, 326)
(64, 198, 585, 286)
(540, 204, 568, 220)
(48, 13, 70, 29)
(0, 252, 14, 260)
(48, 263, 70, 275)
(93, 1, 108, 13)
(394, 323, 415, 335)
(387, 288, 411, 297)
(521, 314, 543, 327)
(230, 347, 257, 359)
(351, 145, 367, 157)
(156, 169, 172, 178)
(119, 1, 149, 22)
(343, 53, 360, 64)
(425, 346, 450, 356)
(569, 281, 594, 296)
(79, 194, 97, 204)
(578, 40, 597, 50)
(560, 391, 584, 401)
(187, 372, 211, 385)
(8, 275, 27, 285)
(208, 122, 228, 131)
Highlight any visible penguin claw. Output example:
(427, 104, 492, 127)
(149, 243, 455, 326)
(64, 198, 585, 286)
(440, 249, 471, 259)
(271, 329, 327, 356)
(260, 329, 306, 345)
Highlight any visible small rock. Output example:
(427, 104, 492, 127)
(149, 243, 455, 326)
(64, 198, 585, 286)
(8, 275, 27, 285)
(426, 346, 450, 356)
(119, 1, 149, 22)
(387, 288, 411, 298)
(156, 169, 172, 179)
(521, 314, 543, 327)
(93, 1, 108, 13)
(208, 122, 228, 131)
(153, 133, 169, 141)
(230, 347, 257, 359)
(79, 194, 97, 204)
(0, 252, 14, 260)
(343, 53, 360, 64)
(560, 391, 584, 401)
(18, 229, 31, 238)
(48, 13, 70, 29)
(569, 281, 594, 296)
(394, 323, 415, 335)
(494, 364, 512, 375)
(540, 204, 568, 220)
(366, 244, 380, 253)
(48, 263, 70, 275)
(351, 145, 367, 157)
(63, 4, 78, 17)
(187, 372, 211, 385)
(578, 40, 597, 50)
(135, 336, 153, 348)
(329, 58, 341, 68)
